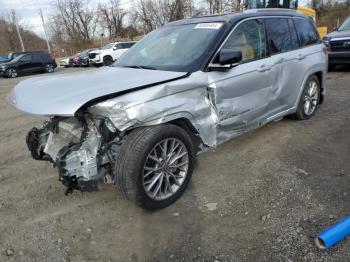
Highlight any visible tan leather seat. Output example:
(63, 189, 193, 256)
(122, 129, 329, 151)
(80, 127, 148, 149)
(230, 34, 255, 61)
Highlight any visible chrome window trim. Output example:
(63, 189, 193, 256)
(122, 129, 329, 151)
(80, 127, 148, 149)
(207, 15, 321, 69)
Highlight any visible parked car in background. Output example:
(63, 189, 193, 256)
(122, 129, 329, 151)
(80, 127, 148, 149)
(88, 42, 136, 66)
(59, 58, 70, 67)
(78, 48, 97, 67)
(8, 10, 327, 209)
(69, 53, 81, 67)
(1, 52, 57, 78)
(323, 16, 350, 70)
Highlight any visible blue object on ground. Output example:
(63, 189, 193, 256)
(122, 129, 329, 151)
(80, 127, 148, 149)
(316, 215, 350, 249)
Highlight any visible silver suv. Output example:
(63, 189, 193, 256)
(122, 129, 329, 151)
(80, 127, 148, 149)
(8, 9, 327, 209)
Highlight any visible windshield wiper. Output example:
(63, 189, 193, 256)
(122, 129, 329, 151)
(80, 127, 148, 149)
(122, 65, 157, 70)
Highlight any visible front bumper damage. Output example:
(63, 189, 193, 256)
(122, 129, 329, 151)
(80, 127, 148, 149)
(26, 116, 120, 194)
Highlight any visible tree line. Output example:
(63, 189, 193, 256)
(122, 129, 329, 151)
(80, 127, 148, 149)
(0, 10, 47, 55)
(1, 0, 350, 56)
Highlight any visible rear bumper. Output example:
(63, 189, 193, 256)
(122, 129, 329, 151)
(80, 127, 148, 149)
(328, 51, 350, 65)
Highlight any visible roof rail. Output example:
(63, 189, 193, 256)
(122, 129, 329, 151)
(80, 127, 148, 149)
(244, 8, 297, 13)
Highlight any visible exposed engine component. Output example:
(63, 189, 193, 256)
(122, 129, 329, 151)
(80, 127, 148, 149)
(26, 116, 120, 194)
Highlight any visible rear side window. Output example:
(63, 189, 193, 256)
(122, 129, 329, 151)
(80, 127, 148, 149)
(293, 18, 319, 47)
(265, 18, 294, 54)
(222, 19, 266, 62)
(126, 42, 135, 48)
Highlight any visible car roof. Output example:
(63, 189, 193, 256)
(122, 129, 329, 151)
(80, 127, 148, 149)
(11, 51, 45, 54)
(166, 9, 307, 26)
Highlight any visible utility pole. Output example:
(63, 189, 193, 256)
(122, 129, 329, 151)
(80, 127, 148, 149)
(15, 22, 25, 51)
(39, 8, 51, 53)
(11, 9, 25, 51)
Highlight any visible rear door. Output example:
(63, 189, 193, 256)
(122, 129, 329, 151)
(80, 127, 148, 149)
(207, 18, 279, 142)
(32, 53, 44, 71)
(264, 17, 305, 116)
(114, 43, 129, 59)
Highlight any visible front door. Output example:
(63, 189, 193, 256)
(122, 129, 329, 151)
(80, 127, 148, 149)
(17, 54, 33, 73)
(208, 18, 279, 143)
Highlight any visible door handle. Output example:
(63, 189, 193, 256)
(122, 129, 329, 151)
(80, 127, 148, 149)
(298, 54, 306, 60)
(257, 64, 272, 72)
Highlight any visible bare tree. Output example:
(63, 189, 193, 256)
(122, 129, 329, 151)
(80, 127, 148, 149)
(99, 0, 127, 40)
(134, 0, 193, 32)
(50, 0, 97, 50)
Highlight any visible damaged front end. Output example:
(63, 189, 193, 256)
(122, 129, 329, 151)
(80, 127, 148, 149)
(26, 115, 121, 194)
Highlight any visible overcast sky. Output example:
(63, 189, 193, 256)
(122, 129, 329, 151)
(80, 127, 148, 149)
(0, 0, 119, 36)
(1, 0, 310, 36)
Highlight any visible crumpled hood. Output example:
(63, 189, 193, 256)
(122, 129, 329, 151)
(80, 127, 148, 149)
(326, 30, 350, 39)
(8, 67, 187, 116)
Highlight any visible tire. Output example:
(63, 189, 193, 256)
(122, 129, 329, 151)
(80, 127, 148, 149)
(292, 75, 321, 120)
(114, 124, 195, 210)
(6, 68, 18, 78)
(103, 56, 114, 66)
(45, 63, 55, 73)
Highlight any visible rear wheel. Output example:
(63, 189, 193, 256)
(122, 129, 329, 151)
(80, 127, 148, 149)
(45, 63, 55, 73)
(114, 124, 195, 210)
(103, 56, 114, 66)
(292, 75, 321, 120)
(6, 68, 18, 78)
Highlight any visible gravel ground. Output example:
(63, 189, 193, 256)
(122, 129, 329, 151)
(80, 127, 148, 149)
(0, 66, 349, 262)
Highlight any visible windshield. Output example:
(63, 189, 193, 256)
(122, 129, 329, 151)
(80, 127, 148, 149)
(101, 43, 115, 50)
(339, 17, 350, 31)
(114, 23, 224, 72)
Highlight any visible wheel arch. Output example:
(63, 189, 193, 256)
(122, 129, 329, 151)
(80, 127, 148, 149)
(121, 116, 205, 153)
(313, 71, 324, 104)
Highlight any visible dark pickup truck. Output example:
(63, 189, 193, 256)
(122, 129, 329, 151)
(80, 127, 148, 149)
(323, 16, 350, 70)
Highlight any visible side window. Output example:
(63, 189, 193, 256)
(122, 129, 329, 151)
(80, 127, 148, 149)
(21, 54, 32, 62)
(288, 19, 300, 50)
(265, 18, 293, 54)
(115, 44, 122, 49)
(293, 18, 320, 47)
(33, 53, 42, 61)
(222, 19, 266, 62)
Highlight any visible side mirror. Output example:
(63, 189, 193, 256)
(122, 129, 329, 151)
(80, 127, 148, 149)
(208, 49, 242, 71)
(218, 49, 242, 65)
(113, 46, 117, 51)
(332, 27, 338, 32)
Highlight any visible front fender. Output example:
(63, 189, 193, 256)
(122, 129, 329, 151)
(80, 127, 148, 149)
(88, 72, 218, 147)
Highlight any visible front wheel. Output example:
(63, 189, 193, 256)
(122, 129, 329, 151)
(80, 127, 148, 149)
(292, 75, 321, 120)
(6, 68, 18, 78)
(114, 124, 195, 210)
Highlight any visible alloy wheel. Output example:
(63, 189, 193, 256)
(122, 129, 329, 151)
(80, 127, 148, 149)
(303, 80, 319, 116)
(142, 138, 189, 200)
(7, 68, 17, 78)
(45, 64, 54, 73)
